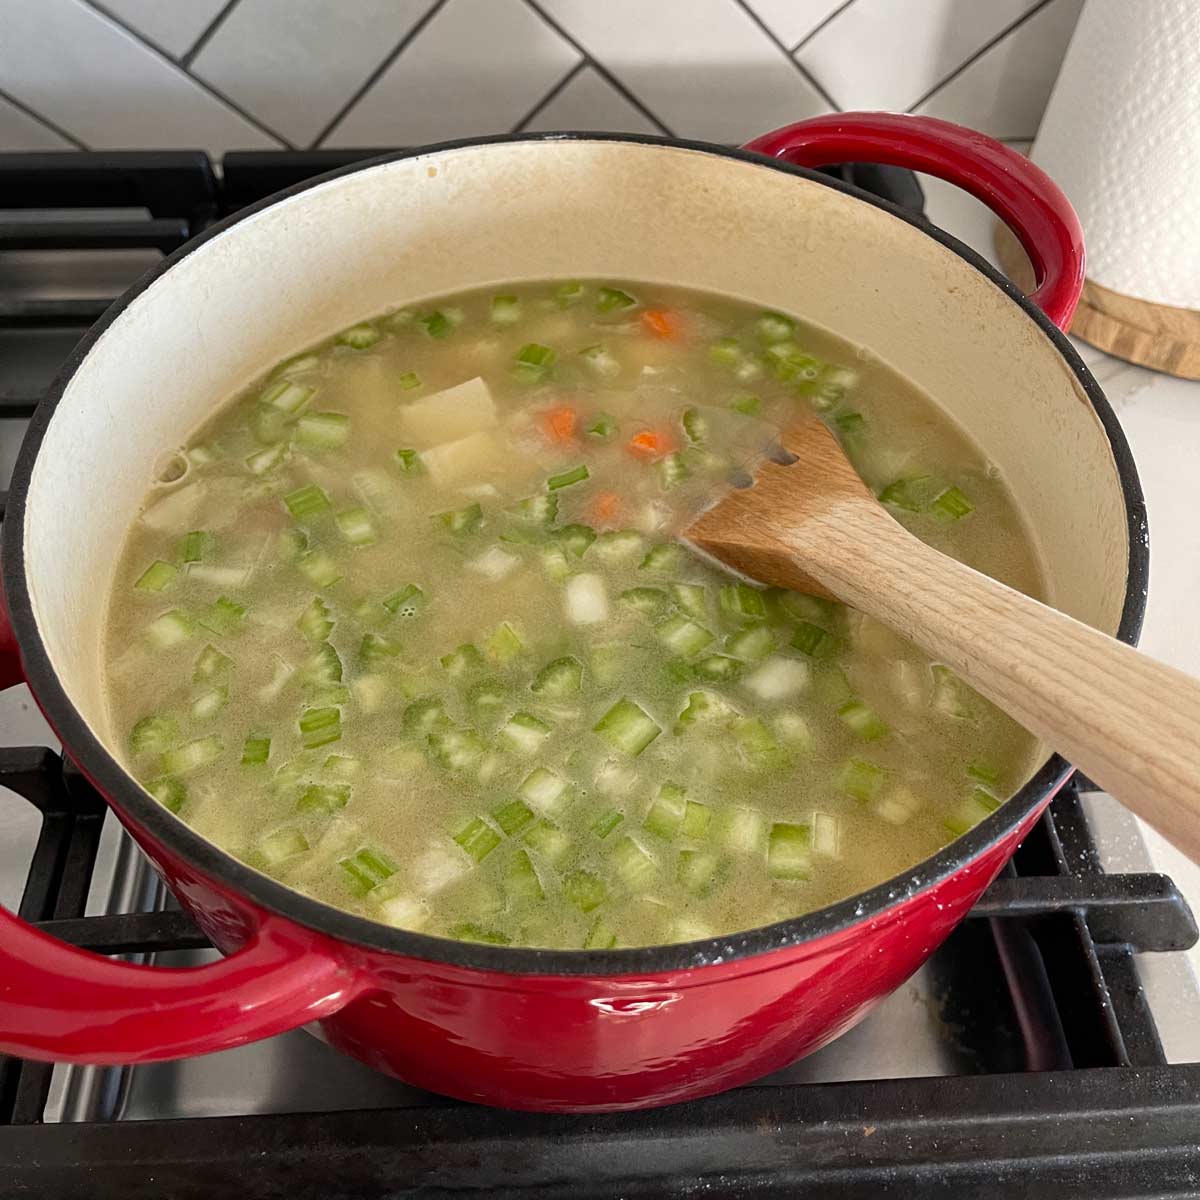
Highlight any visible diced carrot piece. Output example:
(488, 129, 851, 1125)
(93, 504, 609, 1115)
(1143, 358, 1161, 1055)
(589, 490, 622, 527)
(541, 406, 577, 443)
(641, 309, 684, 339)
(627, 428, 677, 461)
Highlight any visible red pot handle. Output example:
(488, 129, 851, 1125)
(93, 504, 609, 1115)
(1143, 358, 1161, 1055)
(742, 112, 1084, 331)
(0, 581, 363, 1064)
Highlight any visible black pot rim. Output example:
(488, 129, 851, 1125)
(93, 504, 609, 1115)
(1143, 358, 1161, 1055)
(1, 131, 1148, 978)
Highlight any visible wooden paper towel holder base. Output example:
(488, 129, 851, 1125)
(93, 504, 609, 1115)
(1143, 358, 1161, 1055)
(995, 221, 1200, 380)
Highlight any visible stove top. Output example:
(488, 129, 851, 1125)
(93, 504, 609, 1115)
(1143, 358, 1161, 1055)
(1, 148, 1199, 1199)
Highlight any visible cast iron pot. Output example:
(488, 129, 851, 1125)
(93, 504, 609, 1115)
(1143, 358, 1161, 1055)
(0, 114, 1145, 1112)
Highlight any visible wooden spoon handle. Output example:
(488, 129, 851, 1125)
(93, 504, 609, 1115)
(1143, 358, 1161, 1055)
(801, 504, 1200, 862)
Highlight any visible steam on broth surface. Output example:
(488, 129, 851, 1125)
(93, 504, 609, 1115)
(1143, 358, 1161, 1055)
(104, 281, 1042, 949)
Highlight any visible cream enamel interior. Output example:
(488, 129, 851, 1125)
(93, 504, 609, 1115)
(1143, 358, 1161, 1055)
(22, 138, 1129, 747)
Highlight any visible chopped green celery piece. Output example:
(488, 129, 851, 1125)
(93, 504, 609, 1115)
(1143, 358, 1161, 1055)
(596, 286, 636, 312)
(584, 407, 618, 433)
(297, 549, 342, 589)
(556, 523, 596, 558)
(394, 447, 425, 475)
(337, 506, 377, 546)
(339, 847, 398, 896)
(674, 690, 737, 734)
(199, 596, 245, 637)
(434, 502, 484, 535)
(671, 583, 708, 620)
(178, 531, 214, 565)
(791, 621, 838, 658)
(682, 407, 708, 444)
(644, 782, 687, 838)
(664, 659, 693, 685)
(837, 699, 889, 741)
(453, 816, 502, 861)
(717, 806, 766, 854)
(678, 848, 719, 895)
(531, 655, 583, 696)
(594, 698, 661, 756)
(655, 450, 687, 490)
(284, 484, 330, 520)
(161, 735, 222, 776)
(932, 485, 974, 521)
(296, 783, 351, 814)
(383, 583, 425, 616)
(492, 799, 536, 836)
(620, 586, 670, 616)
(135, 560, 178, 592)
(611, 836, 657, 890)
(262, 379, 314, 414)
(524, 820, 571, 864)
(302, 642, 343, 686)
(323, 754, 359, 779)
(147, 776, 186, 813)
(252, 402, 288, 445)
(146, 609, 194, 649)
(513, 342, 556, 382)
(397, 371, 421, 392)
(337, 322, 380, 349)
(299, 706, 341, 750)
(402, 697, 450, 737)
(278, 527, 308, 563)
(813, 812, 841, 858)
(755, 311, 795, 344)
(441, 643, 483, 678)
(590, 808, 623, 839)
(733, 716, 788, 770)
(725, 625, 775, 661)
(719, 583, 767, 623)
(709, 337, 744, 365)
(932, 665, 974, 719)
(297, 411, 350, 449)
(878, 475, 942, 513)
(693, 654, 743, 682)
(657, 615, 714, 658)
(512, 493, 558, 525)
(967, 761, 1002, 787)
(386, 308, 416, 329)
(584, 918, 618, 949)
(639, 543, 684, 573)
(419, 309, 460, 338)
(776, 713, 815, 751)
(297, 596, 334, 643)
(547, 463, 589, 490)
(193, 643, 232, 682)
(555, 281, 584, 307)
(499, 526, 545, 546)
(467, 677, 506, 711)
(518, 768, 568, 816)
(241, 734, 271, 766)
(428, 728, 487, 770)
(835, 411, 865, 436)
(505, 849, 544, 901)
(259, 827, 308, 865)
(491, 294, 521, 324)
(500, 712, 552, 754)
(682, 800, 711, 839)
(187, 443, 220, 466)
(729, 392, 761, 416)
(130, 714, 179, 755)
(485, 622, 524, 663)
(359, 632, 402, 667)
(840, 757, 886, 802)
(764, 341, 820, 382)
(564, 869, 608, 914)
(768, 822, 812, 880)
(312, 683, 351, 707)
(448, 922, 511, 945)
(945, 787, 1001, 836)
(245, 442, 289, 475)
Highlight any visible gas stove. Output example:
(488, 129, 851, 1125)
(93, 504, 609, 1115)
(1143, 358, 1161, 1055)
(2, 149, 1199, 1199)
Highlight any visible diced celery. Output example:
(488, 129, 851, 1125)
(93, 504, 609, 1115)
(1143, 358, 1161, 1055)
(555, 281, 584, 307)
(944, 787, 1001, 835)
(419, 309, 461, 338)
(835, 411, 865, 437)
(500, 713, 552, 755)
(296, 411, 350, 449)
(547, 463, 589, 491)
(765, 341, 820, 382)
(717, 806, 766, 855)
(562, 869, 607, 913)
(434, 502, 484, 535)
(657, 452, 688, 488)
(768, 823, 811, 880)
(967, 761, 1002, 787)
(584, 406, 618, 432)
(241, 734, 271, 766)
(682, 407, 708, 445)
(492, 799, 536, 836)
(813, 812, 841, 858)
(932, 485, 974, 521)
(245, 443, 289, 475)
(670, 583, 708, 620)
(302, 642, 343, 685)
(453, 816, 502, 862)
(596, 286, 636, 312)
(874, 786, 923, 825)
(681, 800, 711, 839)
(719, 583, 767, 623)
(260, 827, 309, 865)
(513, 342, 556, 383)
(643, 782, 687, 838)
(296, 596, 334, 643)
(540, 545, 570, 581)
(359, 632, 402, 668)
(297, 550, 342, 589)
(557, 523, 597, 559)
(678, 849, 719, 894)
(594, 698, 661, 756)
(263, 379, 314, 414)
(693, 655, 743, 682)
(441, 643, 483, 678)
(505, 848, 545, 901)
(200, 596, 245, 637)
(394, 448, 424, 475)
(190, 685, 228, 721)
(161, 735, 222, 776)
(658, 616, 714, 658)
(337, 506, 377, 546)
(837, 699, 889, 741)
(590, 808, 623, 839)
(524, 819, 571, 864)
(755, 312, 795, 344)
(428, 729, 487, 770)
(402, 697, 450, 736)
(467, 677, 506, 712)
(284, 484, 330, 520)
(299, 706, 341, 749)
(611, 836, 657, 890)
(382, 583, 425, 617)
(639, 543, 683, 573)
(620, 586, 670, 616)
(584, 919, 617, 949)
(147, 777, 187, 812)
(725, 626, 775, 661)
(729, 392, 761, 416)
(709, 337, 743, 366)
(491, 294, 521, 325)
(485, 621, 524, 662)
(130, 714, 179, 755)
(397, 371, 422, 392)
(791, 622, 838, 658)
(840, 757, 886, 802)
(135, 560, 178, 591)
(146, 610, 194, 649)
(448, 923, 511, 945)
(593, 530, 643, 563)
(531, 655, 583, 696)
(296, 783, 351, 813)
(732, 716, 788, 770)
(674, 690, 738, 734)
(512, 493, 558, 525)
(339, 847, 398, 895)
(878, 475, 941, 513)
(932, 665, 975, 720)
(338, 323, 380, 349)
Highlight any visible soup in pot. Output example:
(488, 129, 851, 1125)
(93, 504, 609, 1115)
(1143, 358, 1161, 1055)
(103, 280, 1043, 949)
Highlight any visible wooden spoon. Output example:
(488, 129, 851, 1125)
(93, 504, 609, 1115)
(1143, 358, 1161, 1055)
(685, 412, 1200, 862)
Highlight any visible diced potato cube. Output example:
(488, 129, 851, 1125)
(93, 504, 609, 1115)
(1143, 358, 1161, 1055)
(397, 376, 497, 447)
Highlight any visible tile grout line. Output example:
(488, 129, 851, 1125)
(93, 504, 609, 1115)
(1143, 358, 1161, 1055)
(732, 0, 840, 111)
(521, 0, 675, 138)
(907, 0, 1059, 113)
(511, 60, 587, 133)
(181, 0, 243, 67)
(790, 0, 857, 54)
(86, 0, 178, 61)
(310, 0, 449, 149)
(77, 0, 295, 148)
(0, 83, 90, 150)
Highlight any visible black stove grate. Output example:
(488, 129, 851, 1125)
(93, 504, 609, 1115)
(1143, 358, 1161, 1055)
(0, 148, 1197, 1199)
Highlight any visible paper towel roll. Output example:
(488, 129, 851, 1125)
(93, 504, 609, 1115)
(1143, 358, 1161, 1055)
(1031, 0, 1200, 310)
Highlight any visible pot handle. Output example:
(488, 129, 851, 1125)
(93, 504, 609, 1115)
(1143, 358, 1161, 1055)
(742, 112, 1084, 331)
(0, 582, 364, 1065)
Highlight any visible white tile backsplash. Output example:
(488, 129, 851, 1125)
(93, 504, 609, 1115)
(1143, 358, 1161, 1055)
(192, 0, 437, 147)
(0, 0, 1080, 156)
(327, 0, 579, 147)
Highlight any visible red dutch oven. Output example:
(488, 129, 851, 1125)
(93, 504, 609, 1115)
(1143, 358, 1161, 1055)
(0, 113, 1145, 1113)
